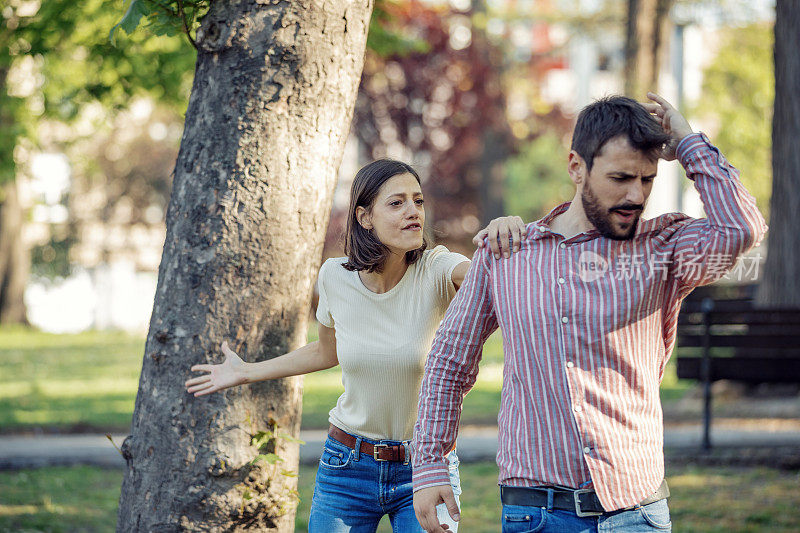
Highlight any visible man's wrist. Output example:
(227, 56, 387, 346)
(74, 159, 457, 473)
(412, 462, 451, 492)
(675, 131, 707, 165)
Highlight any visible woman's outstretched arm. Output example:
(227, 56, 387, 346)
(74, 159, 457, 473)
(185, 325, 338, 397)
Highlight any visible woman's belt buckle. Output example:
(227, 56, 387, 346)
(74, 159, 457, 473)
(373, 443, 389, 461)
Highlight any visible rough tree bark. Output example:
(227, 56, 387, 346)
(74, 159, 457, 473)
(0, 179, 29, 324)
(624, 0, 673, 98)
(116, 1, 373, 531)
(757, 0, 800, 307)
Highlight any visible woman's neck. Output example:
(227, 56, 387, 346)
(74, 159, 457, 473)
(358, 252, 408, 294)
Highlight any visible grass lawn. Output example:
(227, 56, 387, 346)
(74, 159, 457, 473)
(0, 326, 689, 434)
(1, 463, 798, 532)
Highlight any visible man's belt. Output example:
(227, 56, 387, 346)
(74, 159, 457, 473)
(328, 425, 409, 463)
(500, 479, 669, 518)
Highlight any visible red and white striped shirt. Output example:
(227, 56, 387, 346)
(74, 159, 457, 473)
(412, 133, 767, 511)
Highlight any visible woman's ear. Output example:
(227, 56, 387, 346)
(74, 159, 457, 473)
(356, 206, 372, 230)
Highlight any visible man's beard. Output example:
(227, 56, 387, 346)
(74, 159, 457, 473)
(581, 180, 643, 241)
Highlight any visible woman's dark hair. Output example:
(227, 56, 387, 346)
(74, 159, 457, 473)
(342, 159, 430, 273)
(571, 95, 671, 171)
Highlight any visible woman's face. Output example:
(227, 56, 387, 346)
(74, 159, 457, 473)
(357, 172, 425, 255)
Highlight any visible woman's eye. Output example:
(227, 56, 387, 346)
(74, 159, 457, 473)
(415, 199, 424, 205)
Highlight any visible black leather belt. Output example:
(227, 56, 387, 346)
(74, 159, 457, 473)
(500, 479, 669, 518)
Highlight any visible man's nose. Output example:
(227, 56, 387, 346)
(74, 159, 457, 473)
(626, 180, 645, 205)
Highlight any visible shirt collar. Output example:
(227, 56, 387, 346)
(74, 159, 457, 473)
(529, 202, 691, 243)
(529, 202, 599, 242)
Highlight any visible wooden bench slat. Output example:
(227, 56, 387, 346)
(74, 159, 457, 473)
(678, 312, 800, 326)
(676, 334, 800, 348)
(676, 356, 800, 383)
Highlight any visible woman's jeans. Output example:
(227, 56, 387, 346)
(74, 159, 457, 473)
(501, 498, 672, 532)
(308, 433, 462, 532)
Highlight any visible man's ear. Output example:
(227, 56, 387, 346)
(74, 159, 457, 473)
(356, 206, 372, 230)
(568, 151, 586, 188)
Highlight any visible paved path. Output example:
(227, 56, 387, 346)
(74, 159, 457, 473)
(2, 421, 799, 470)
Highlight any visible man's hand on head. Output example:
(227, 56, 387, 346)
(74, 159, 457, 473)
(414, 485, 460, 533)
(642, 92, 694, 161)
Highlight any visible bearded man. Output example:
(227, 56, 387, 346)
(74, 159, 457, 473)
(411, 93, 767, 533)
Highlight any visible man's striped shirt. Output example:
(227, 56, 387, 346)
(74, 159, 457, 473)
(411, 133, 767, 511)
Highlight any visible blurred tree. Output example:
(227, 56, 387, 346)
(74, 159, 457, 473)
(113, 1, 372, 531)
(353, 1, 515, 250)
(506, 132, 572, 223)
(624, 0, 674, 97)
(694, 23, 772, 217)
(0, 0, 195, 323)
(759, 0, 800, 306)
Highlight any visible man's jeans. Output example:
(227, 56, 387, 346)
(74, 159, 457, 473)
(501, 498, 672, 532)
(308, 434, 461, 532)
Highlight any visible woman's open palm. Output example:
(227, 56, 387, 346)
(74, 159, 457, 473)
(185, 341, 247, 396)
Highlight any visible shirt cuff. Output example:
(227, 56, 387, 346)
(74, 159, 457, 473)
(412, 463, 451, 493)
(676, 131, 711, 166)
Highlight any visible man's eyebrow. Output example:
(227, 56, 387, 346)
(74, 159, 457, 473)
(608, 171, 657, 180)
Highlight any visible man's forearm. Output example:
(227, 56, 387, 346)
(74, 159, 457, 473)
(412, 249, 498, 490)
(678, 132, 767, 246)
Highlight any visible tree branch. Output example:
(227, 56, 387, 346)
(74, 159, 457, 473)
(176, 0, 198, 50)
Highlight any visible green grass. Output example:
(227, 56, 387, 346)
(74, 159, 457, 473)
(1, 464, 798, 532)
(0, 326, 688, 433)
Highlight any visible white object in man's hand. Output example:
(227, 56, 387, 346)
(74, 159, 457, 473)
(414, 485, 460, 533)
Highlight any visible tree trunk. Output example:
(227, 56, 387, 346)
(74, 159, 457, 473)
(0, 180, 29, 324)
(624, 0, 673, 98)
(757, 0, 800, 307)
(116, 1, 373, 531)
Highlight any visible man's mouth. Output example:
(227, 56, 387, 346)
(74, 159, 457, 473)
(611, 209, 640, 223)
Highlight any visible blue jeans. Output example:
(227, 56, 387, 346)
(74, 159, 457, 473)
(501, 498, 672, 532)
(308, 433, 462, 532)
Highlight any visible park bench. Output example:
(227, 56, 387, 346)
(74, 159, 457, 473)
(675, 283, 800, 449)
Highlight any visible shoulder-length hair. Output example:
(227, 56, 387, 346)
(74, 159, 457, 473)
(341, 159, 430, 273)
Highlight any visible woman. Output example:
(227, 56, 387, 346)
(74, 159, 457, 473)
(185, 159, 524, 532)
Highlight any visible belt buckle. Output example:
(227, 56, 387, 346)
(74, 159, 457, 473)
(573, 489, 603, 518)
(373, 444, 388, 461)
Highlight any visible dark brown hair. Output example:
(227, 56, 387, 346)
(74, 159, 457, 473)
(571, 95, 671, 171)
(342, 159, 430, 273)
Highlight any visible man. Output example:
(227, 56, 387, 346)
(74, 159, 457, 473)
(411, 93, 767, 532)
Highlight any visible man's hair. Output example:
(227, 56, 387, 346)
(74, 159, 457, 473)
(342, 159, 429, 273)
(571, 95, 671, 171)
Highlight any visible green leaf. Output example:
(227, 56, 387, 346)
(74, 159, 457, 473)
(109, 0, 149, 46)
(250, 430, 275, 450)
(251, 453, 283, 465)
(280, 469, 298, 477)
(275, 431, 305, 445)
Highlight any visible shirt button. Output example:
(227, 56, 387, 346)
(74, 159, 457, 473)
(559, 243, 566, 249)
(566, 361, 575, 368)
(574, 405, 583, 413)
(558, 277, 566, 284)
(561, 316, 569, 324)
(584, 447, 591, 454)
